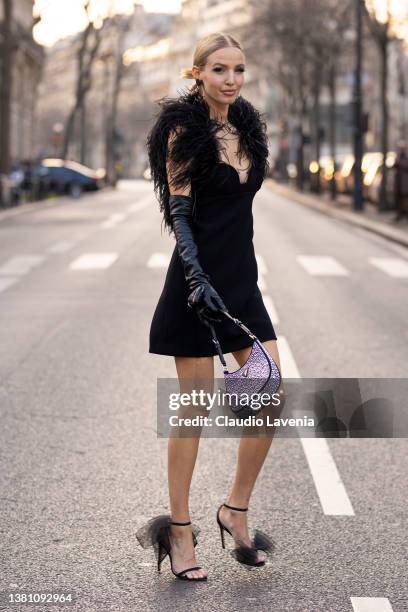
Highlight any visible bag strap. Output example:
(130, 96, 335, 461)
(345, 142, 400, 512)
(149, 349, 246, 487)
(208, 311, 257, 374)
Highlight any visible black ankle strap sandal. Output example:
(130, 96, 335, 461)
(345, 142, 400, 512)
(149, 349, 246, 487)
(223, 503, 248, 512)
(136, 515, 207, 581)
(216, 503, 275, 568)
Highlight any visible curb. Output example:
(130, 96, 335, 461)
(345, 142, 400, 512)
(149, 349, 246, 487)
(265, 179, 408, 249)
(0, 186, 115, 223)
(0, 197, 62, 222)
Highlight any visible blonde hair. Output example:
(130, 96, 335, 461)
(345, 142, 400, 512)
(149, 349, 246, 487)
(180, 32, 244, 91)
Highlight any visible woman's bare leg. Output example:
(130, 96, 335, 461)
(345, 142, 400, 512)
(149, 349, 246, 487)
(219, 340, 283, 562)
(168, 355, 214, 579)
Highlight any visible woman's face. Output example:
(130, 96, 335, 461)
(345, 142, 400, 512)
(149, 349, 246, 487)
(193, 46, 246, 106)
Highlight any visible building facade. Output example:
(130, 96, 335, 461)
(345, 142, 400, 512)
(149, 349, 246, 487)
(0, 0, 44, 166)
(34, 0, 408, 179)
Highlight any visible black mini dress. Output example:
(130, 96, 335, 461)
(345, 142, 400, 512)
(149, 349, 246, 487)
(149, 158, 277, 358)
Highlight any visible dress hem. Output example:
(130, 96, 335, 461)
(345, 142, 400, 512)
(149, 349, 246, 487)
(149, 334, 277, 358)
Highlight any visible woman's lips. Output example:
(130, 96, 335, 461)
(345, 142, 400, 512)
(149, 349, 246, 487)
(221, 90, 236, 96)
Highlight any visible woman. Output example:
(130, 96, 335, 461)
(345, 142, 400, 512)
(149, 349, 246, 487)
(137, 32, 283, 581)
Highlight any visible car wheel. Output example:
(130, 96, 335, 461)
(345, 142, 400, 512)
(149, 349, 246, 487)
(69, 183, 82, 198)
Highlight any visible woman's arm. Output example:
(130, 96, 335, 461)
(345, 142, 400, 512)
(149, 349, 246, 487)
(166, 128, 227, 326)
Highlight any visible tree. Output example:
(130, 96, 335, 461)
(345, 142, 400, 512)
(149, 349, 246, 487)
(104, 16, 132, 186)
(61, 1, 106, 161)
(362, 0, 408, 211)
(248, 0, 316, 190)
(248, 0, 353, 193)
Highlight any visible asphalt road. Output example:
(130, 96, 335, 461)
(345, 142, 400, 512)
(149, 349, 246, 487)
(0, 180, 407, 612)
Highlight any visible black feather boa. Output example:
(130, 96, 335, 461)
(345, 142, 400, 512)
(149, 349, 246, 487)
(146, 87, 270, 236)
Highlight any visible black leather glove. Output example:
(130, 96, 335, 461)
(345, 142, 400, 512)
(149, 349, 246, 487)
(169, 194, 228, 325)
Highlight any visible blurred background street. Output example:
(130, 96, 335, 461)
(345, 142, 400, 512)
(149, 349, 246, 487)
(0, 178, 407, 611)
(0, 1, 407, 611)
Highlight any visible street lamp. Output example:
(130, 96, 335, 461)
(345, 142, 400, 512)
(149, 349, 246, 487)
(51, 122, 64, 157)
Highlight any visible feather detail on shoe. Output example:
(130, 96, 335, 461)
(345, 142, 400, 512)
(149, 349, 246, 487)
(231, 542, 263, 566)
(136, 514, 200, 552)
(252, 529, 276, 553)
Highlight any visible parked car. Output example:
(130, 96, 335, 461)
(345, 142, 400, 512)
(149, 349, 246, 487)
(336, 154, 355, 194)
(35, 159, 104, 198)
(364, 152, 396, 206)
(335, 152, 394, 197)
(307, 155, 348, 192)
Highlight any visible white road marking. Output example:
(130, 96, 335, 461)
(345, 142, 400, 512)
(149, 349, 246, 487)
(0, 277, 19, 292)
(147, 252, 171, 268)
(0, 255, 46, 275)
(47, 241, 75, 253)
(258, 275, 267, 291)
(126, 194, 154, 213)
(69, 253, 118, 270)
(275, 335, 300, 379)
(274, 330, 353, 515)
(259, 258, 354, 516)
(300, 437, 354, 516)
(255, 253, 267, 275)
(100, 213, 127, 229)
(263, 294, 279, 325)
(351, 597, 394, 612)
(369, 256, 408, 278)
(297, 255, 349, 276)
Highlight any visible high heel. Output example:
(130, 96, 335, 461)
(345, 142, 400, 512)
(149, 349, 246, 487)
(136, 515, 207, 581)
(216, 502, 275, 567)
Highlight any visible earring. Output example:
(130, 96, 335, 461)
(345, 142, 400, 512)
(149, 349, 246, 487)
(195, 78, 203, 86)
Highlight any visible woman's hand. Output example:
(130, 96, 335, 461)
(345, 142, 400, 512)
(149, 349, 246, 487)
(187, 282, 228, 326)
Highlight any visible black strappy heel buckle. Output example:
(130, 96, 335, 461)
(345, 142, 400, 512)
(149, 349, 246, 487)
(216, 503, 275, 567)
(136, 515, 207, 581)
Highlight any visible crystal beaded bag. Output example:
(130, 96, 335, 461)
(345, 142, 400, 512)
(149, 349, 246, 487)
(208, 311, 282, 414)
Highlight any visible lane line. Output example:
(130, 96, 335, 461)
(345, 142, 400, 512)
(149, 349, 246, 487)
(0, 255, 46, 276)
(351, 597, 394, 612)
(126, 194, 154, 213)
(259, 252, 354, 516)
(69, 253, 118, 270)
(369, 256, 408, 278)
(147, 252, 171, 268)
(275, 335, 300, 379)
(258, 275, 267, 291)
(297, 255, 349, 276)
(263, 294, 279, 325)
(0, 277, 19, 293)
(47, 241, 76, 254)
(255, 253, 267, 275)
(100, 213, 127, 229)
(299, 437, 355, 516)
(254, 252, 280, 325)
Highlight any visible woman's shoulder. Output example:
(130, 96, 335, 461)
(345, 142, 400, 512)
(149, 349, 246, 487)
(152, 89, 207, 131)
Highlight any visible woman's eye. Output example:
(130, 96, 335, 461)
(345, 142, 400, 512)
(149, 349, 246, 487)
(213, 67, 245, 72)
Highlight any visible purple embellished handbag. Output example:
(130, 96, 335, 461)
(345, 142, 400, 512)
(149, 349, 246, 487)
(207, 311, 282, 414)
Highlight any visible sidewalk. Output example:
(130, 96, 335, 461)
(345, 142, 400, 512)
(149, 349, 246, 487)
(0, 186, 115, 223)
(266, 179, 408, 249)
(0, 196, 61, 222)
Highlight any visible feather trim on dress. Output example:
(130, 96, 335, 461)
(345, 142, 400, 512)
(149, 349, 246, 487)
(146, 87, 270, 236)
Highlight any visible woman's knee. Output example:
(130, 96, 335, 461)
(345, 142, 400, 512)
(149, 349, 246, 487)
(174, 355, 215, 409)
